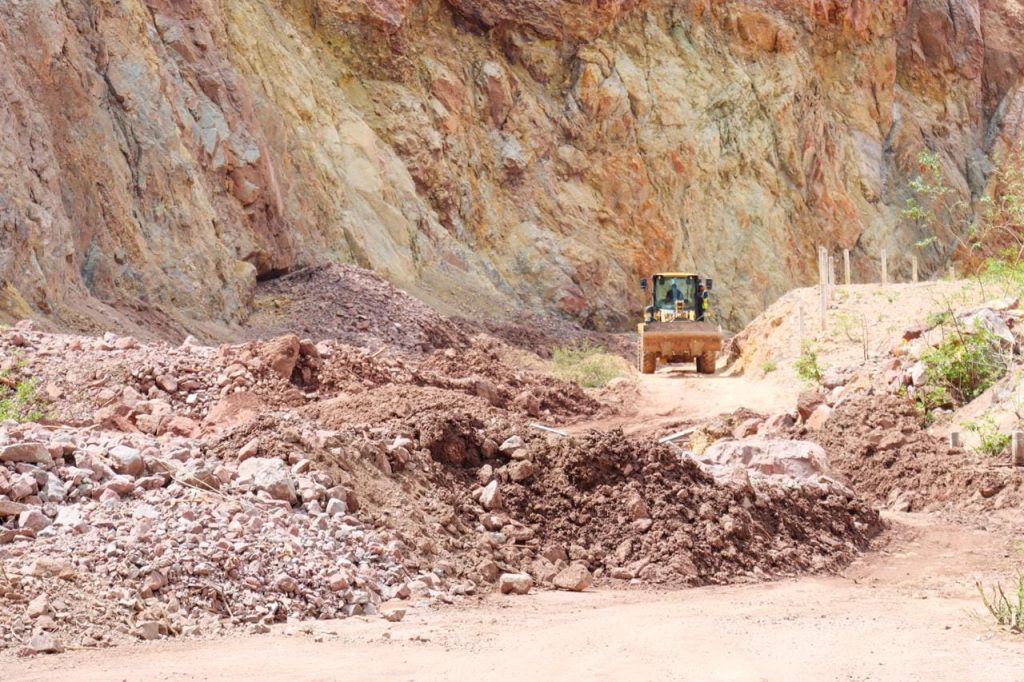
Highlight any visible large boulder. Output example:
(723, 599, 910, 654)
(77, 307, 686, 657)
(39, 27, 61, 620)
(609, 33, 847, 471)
(700, 438, 832, 481)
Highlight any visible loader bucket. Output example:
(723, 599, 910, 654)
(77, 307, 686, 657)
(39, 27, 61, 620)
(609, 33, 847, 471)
(637, 321, 723, 374)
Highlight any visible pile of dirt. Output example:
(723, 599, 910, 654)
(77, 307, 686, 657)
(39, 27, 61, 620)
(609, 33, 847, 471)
(806, 395, 1024, 512)
(458, 430, 883, 585)
(456, 314, 634, 360)
(246, 265, 469, 352)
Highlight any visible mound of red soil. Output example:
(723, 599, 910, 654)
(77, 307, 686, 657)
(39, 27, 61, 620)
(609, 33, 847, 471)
(806, 395, 1024, 512)
(494, 430, 882, 584)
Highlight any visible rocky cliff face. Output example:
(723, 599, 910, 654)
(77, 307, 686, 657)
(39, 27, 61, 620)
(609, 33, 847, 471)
(1, 0, 1022, 334)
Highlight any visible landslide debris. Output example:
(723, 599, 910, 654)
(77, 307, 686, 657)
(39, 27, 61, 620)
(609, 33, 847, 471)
(493, 430, 882, 585)
(1, 318, 886, 657)
(807, 395, 1024, 513)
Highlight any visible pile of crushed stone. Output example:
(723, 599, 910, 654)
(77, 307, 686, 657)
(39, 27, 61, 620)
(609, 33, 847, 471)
(0, 422, 464, 655)
(246, 264, 469, 352)
(805, 395, 1024, 512)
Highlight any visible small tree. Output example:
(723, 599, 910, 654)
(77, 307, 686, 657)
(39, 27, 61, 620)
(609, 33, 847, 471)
(901, 151, 972, 262)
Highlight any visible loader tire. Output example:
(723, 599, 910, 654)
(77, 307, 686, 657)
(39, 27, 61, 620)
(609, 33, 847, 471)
(637, 336, 657, 374)
(696, 351, 717, 375)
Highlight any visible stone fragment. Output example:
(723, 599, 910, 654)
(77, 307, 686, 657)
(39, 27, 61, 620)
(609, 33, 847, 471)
(238, 458, 296, 503)
(26, 558, 76, 579)
(624, 492, 649, 520)
(109, 445, 144, 476)
(498, 573, 533, 595)
(27, 632, 64, 654)
(238, 437, 260, 461)
(27, 594, 53, 618)
(805, 404, 833, 430)
(796, 391, 825, 421)
(155, 374, 178, 393)
(326, 498, 346, 516)
(0, 443, 53, 467)
(134, 622, 162, 640)
(262, 335, 301, 380)
(18, 509, 51, 532)
(382, 607, 406, 622)
(552, 564, 593, 592)
(509, 459, 535, 482)
(0, 499, 30, 516)
(909, 361, 928, 387)
(479, 480, 501, 510)
(499, 435, 524, 453)
(476, 560, 500, 583)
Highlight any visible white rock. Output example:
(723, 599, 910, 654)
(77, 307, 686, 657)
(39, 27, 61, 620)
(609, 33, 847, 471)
(498, 573, 533, 595)
(479, 480, 501, 510)
(238, 457, 296, 504)
(499, 436, 524, 453)
(552, 564, 593, 592)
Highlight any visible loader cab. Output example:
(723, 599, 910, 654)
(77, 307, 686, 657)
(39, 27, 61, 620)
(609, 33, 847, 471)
(642, 273, 707, 322)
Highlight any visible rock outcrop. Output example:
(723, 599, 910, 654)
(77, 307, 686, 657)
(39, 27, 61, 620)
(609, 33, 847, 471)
(1, 0, 1022, 333)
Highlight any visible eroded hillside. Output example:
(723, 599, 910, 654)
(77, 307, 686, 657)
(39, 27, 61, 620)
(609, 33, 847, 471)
(2, 0, 1023, 335)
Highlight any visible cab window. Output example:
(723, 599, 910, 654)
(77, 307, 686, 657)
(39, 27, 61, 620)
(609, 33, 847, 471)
(654, 277, 696, 309)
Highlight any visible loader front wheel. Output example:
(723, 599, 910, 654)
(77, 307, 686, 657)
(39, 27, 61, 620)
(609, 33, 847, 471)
(696, 351, 717, 375)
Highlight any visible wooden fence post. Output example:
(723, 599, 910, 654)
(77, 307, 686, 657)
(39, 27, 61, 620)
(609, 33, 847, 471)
(1013, 432, 1024, 467)
(948, 432, 960, 449)
(843, 249, 851, 286)
(818, 247, 828, 329)
(881, 249, 888, 286)
(912, 256, 919, 283)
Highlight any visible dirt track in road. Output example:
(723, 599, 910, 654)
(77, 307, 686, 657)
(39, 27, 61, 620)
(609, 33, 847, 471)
(6, 514, 1021, 682)
(573, 363, 802, 437)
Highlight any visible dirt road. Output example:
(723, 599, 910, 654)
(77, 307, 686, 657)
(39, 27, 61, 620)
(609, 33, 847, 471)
(573, 363, 802, 436)
(5, 514, 1021, 682)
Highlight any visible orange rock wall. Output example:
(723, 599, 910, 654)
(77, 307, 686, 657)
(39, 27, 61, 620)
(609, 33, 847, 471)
(1, 0, 1022, 332)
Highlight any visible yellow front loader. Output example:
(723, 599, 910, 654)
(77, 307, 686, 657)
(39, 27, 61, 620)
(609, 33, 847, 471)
(637, 272, 722, 374)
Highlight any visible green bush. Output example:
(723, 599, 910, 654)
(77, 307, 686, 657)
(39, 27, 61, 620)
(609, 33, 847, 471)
(0, 375, 45, 423)
(551, 345, 623, 388)
(912, 385, 952, 425)
(921, 324, 1006, 404)
(964, 416, 1012, 456)
(761, 359, 777, 374)
(977, 576, 1024, 632)
(795, 342, 822, 383)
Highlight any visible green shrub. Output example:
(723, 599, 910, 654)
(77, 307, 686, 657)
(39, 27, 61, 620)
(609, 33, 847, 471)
(912, 385, 952, 425)
(925, 310, 952, 328)
(761, 359, 777, 374)
(964, 416, 1012, 456)
(551, 345, 623, 388)
(977, 576, 1024, 632)
(921, 324, 1006, 404)
(0, 375, 45, 423)
(795, 342, 822, 383)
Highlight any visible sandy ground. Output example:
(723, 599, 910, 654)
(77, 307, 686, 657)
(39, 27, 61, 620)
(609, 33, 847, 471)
(569, 362, 802, 437)
(5, 513, 1022, 682)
